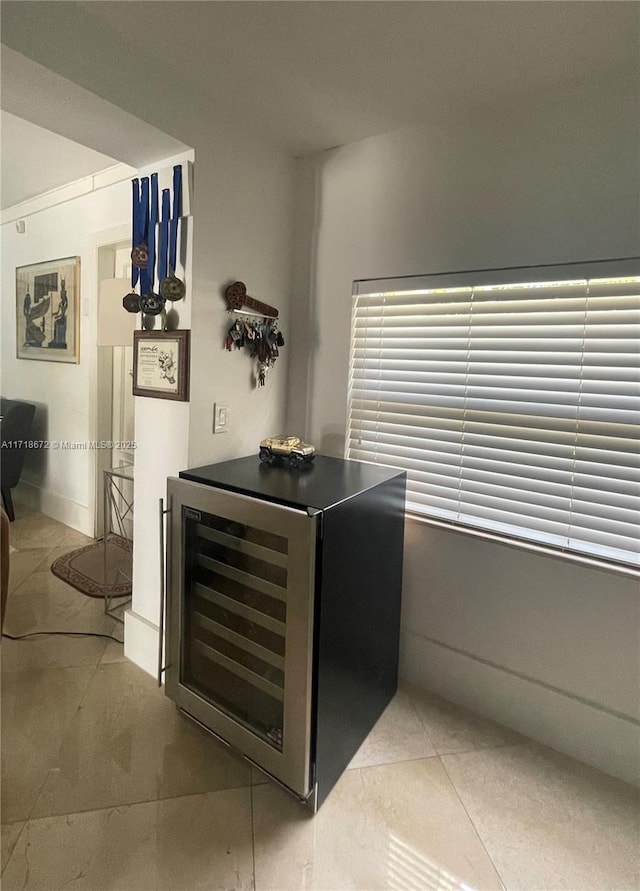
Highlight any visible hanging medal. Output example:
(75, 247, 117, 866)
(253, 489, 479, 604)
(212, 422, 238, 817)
(131, 179, 140, 287)
(157, 189, 171, 304)
(130, 176, 149, 269)
(140, 173, 166, 318)
(122, 291, 141, 313)
(123, 178, 142, 312)
(159, 164, 186, 302)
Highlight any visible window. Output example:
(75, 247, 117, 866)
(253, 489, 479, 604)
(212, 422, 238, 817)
(347, 260, 640, 571)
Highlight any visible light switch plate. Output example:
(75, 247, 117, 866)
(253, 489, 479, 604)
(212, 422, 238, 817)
(213, 403, 229, 433)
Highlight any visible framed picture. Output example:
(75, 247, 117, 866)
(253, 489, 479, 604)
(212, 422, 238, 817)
(16, 257, 80, 362)
(132, 329, 190, 401)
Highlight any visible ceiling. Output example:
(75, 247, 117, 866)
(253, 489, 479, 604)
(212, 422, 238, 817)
(1, 112, 119, 210)
(1, 1, 638, 208)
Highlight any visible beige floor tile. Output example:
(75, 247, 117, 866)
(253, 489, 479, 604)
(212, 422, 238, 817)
(58, 528, 95, 550)
(349, 687, 437, 768)
(1, 631, 111, 673)
(251, 766, 271, 785)
(6, 493, 37, 519)
(2, 573, 117, 671)
(103, 597, 130, 624)
(99, 635, 127, 664)
(2, 788, 254, 890)
(1, 665, 96, 823)
(9, 566, 86, 599)
(441, 743, 640, 890)
(1, 822, 25, 873)
(253, 757, 504, 891)
(7, 514, 72, 551)
(32, 544, 81, 570)
(31, 660, 252, 818)
(5, 569, 115, 627)
(7, 548, 52, 593)
(30, 540, 96, 575)
(409, 685, 523, 755)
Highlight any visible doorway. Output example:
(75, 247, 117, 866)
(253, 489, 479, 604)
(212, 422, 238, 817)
(94, 235, 135, 539)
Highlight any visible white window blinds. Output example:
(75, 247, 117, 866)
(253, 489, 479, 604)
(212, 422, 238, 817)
(347, 263, 640, 570)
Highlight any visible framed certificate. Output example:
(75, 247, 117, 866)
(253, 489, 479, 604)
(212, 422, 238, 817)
(132, 329, 190, 401)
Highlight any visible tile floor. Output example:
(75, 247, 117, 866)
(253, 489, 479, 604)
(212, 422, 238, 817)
(2, 505, 639, 890)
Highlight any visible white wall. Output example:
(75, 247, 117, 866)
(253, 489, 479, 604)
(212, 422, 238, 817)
(1, 171, 132, 533)
(127, 136, 295, 675)
(126, 154, 194, 674)
(1, 78, 297, 678)
(288, 68, 640, 784)
(0, 131, 295, 678)
(188, 131, 295, 468)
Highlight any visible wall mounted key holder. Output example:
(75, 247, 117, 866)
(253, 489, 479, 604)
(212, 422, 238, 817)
(223, 281, 284, 387)
(225, 281, 278, 318)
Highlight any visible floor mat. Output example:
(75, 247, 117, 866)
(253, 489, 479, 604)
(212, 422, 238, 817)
(51, 535, 132, 599)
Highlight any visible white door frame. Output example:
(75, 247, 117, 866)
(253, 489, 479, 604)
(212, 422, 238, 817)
(89, 223, 131, 538)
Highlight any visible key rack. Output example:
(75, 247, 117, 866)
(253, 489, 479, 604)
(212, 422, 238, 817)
(229, 306, 278, 321)
(223, 281, 284, 387)
(225, 281, 279, 318)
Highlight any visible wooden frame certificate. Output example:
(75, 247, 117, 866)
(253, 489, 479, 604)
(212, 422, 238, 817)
(133, 329, 190, 401)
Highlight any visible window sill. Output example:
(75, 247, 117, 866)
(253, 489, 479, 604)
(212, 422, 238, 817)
(404, 513, 640, 581)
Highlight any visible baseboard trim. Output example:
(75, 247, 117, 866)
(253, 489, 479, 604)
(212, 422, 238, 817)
(16, 481, 92, 536)
(124, 609, 159, 680)
(399, 629, 640, 787)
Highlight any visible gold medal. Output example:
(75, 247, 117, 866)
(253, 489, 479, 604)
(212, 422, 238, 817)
(159, 273, 186, 302)
(140, 292, 165, 316)
(131, 244, 148, 268)
(122, 292, 141, 313)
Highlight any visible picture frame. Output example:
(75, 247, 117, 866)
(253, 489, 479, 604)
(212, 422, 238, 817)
(132, 329, 190, 401)
(16, 256, 80, 362)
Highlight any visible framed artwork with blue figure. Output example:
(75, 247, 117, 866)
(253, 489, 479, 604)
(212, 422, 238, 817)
(15, 257, 80, 362)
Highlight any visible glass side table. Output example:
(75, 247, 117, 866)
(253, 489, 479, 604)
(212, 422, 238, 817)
(103, 463, 134, 621)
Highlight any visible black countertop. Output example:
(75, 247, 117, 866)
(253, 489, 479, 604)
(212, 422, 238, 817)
(179, 455, 404, 511)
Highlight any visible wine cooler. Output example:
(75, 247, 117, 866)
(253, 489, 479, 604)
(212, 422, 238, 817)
(164, 455, 405, 810)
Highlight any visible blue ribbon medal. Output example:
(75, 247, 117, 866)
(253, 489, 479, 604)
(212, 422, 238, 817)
(123, 178, 143, 312)
(131, 176, 149, 270)
(159, 165, 185, 302)
(140, 173, 166, 317)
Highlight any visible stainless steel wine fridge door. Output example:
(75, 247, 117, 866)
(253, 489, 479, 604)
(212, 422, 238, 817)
(165, 477, 317, 799)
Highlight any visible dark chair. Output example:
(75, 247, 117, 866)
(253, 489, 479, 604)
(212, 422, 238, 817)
(0, 398, 36, 521)
(1, 506, 9, 631)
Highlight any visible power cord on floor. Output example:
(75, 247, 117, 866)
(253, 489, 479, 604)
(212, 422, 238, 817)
(2, 630, 123, 643)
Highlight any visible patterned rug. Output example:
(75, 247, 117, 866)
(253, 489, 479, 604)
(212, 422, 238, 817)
(51, 535, 132, 599)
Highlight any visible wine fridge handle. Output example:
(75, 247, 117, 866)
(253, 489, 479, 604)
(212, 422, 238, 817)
(158, 496, 168, 687)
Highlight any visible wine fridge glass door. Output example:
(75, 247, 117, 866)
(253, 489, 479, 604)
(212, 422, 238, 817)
(165, 477, 317, 799)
